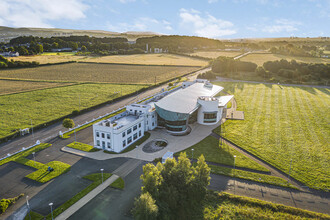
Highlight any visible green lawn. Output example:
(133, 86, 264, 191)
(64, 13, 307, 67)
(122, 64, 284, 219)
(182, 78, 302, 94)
(0, 143, 51, 166)
(176, 136, 269, 172)
(66, 142, 99, 152)
(25, 161, 71, 183)
(0, 83, 146, 139)
(213, 82, 330, 191)
(25, 173, 112, 220)
(110, 177, 125, 189)
(204, 191, 330, 220)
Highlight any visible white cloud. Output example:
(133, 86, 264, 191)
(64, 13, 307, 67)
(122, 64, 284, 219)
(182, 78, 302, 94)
(262, 19, 301, 33)
(107, 17, 172, 33)
(0, 0, 89, 28)
(208, 0, 218, 3)
(179, 8, 236, 38)
(119, 0, 136, 3)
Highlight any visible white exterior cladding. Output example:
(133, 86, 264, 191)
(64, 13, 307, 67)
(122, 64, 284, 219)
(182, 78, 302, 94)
(197, 97, 223, 125)
(93, 104, 157, 153)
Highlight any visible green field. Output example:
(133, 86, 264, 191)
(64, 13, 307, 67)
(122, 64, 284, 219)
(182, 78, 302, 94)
(0, 63, 199, 84)
(213, 82, 330, 190)
(0, 83, 145, 139)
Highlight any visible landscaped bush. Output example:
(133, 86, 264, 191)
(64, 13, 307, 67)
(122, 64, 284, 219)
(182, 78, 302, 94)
(0, 194, 24, 214)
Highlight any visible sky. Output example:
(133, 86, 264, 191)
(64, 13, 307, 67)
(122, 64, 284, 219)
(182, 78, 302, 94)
(0, 0, 329, 39)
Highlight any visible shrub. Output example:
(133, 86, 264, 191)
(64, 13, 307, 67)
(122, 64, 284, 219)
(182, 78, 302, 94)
(0, 194, 24, 214)
(62, 118, 74, 129)
(72, 110, 80, 115)
(168, 82, 173, 87)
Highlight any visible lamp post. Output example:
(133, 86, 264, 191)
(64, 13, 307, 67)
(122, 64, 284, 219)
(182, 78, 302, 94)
(32, 152, 36, 167)
(191, 148, 194, 163)
(100, 169, 104, 183)
(136, 145, 139, 159)
(26, 196, 31, 220)
(49, 203, 54, 220)
(288, 158, 293, 182)
(233, 155, 236, 175)
(74, 128, 76, 143)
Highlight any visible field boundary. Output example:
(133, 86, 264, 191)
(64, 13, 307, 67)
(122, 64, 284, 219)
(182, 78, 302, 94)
(76, 61, 204, 68)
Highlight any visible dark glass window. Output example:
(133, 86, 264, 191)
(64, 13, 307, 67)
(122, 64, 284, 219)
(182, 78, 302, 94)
(204, 112, 217, 119)
(122, 132, 125, 138)
(123, 140, 126, 147)
(127, 137, 132, 144)
(133, 125, 137, 131)
(133, 133, 138, 140)
(139, 123, 141, 128)
(107, 134, 110, 139)
(139, 130, 141, 137)
(101, 133, 105, 138)
(127, 128, 132, 134)
(96, 132, 99, 137)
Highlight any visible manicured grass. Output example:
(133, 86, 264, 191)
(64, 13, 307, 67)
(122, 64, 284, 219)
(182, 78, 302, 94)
(12, 53, 207, 66)
(209, 165, 296, 189)
(0, 79, 73, 95)
(62, 109, 126, 139)
(24, 211, 44, 220)
(15, 157, 45, 169)
(240, 53, 330, 66)
(213, 82, 330, 190)
(0, 83, 145, 139)
(110, 177, 125, 189)
(0, 63, 200, 84)
(104, 132, 151, 154)
(0, 143, 51, 166)
(204, 191, 330, 219)
(176, 136, 269, 172)
(66, 142, 99, 152)
(45, 173, 112, 220)
(25, 161, 71, 183)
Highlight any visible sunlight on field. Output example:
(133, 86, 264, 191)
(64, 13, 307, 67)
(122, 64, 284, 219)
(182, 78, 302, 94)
(214, 82, 330, 190)
(240, 53, 330, 66)
(10, 53, 207, 66)
(0, 63, 199, 84)
(189, 51, 242, 58)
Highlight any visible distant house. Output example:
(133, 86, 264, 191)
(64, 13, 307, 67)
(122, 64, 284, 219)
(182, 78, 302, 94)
(0, 52, 19, 57)
(51, 48, 72, 52)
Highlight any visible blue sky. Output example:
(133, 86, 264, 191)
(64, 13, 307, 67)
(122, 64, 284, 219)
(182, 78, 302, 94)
(0, 0, 329, 39)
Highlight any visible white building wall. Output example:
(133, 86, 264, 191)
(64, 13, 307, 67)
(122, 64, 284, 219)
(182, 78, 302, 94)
(197, 98, 221, 125)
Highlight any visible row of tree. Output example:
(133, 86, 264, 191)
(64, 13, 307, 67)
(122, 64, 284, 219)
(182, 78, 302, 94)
(211, 56, 257, 73)
(133, 153, 211, 220)
(0, 55, 39, 69)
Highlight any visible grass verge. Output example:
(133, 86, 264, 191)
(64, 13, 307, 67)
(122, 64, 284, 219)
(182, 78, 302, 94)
(104, 132, 151, 154)
(110, 177, 125, 189)
(175, 136, 269, 172)
(204, 191, 330, 219)
(66, 142, 99, 152)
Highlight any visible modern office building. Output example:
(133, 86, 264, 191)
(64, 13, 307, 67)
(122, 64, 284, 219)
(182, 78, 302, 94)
(93, 80, 233, 152)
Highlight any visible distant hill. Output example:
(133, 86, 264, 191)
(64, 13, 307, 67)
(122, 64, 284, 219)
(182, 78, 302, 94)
(0, 26, 161, 43)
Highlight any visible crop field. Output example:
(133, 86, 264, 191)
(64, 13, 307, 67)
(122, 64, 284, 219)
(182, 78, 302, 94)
(10, 53, 208, 66)
(188, 51, 242, 58)
(213, 82, 330, 190)
(0, 63, 199, 84)
(240, 53, 330, 66)
(0, 79, 73, 95)
(0, 83, 145, 139)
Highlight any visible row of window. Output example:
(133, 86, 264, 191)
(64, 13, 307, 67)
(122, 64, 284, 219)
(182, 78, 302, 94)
(123, 130, 142, 147)
(96, 140, 111, 149)
(204, 112, 217, 119)
(96, 131, 110, 139)
(122, 123, 142, 137)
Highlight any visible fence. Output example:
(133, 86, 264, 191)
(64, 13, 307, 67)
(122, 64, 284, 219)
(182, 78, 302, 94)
(0, 140, 40, 162)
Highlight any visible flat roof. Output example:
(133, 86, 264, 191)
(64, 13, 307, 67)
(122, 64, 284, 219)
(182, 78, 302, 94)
(113, 115, 139, 129)
(218, 95, 234, 107)
(155, 82, 223, 114)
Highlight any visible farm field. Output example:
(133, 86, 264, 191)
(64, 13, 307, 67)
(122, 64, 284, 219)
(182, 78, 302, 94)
(0, 63, 199, 84)
(10, 53, 208, 66)
(188, 51, 242, 58)
(0, 83, 146, 139)
(0, 79, 73, 95)
(213, 82, 330, 190)
(240, 53, 330, 66)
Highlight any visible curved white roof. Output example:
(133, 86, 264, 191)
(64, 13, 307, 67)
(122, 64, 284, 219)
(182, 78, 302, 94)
(155, 82, 223, 114)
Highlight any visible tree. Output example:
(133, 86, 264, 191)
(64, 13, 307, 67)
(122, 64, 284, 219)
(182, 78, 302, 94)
(62, 118, 74, 129)
(81, 45, 87, 52)
(133, 192, 159, 220)
(135, 153, 211, 220)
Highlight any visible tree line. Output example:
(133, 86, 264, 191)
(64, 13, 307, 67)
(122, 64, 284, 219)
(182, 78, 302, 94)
(212, 56, 257, 73)
(0, 55, 39, 69)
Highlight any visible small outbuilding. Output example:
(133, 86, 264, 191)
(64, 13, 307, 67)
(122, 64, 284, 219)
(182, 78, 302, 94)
(162, 151, 174, 163)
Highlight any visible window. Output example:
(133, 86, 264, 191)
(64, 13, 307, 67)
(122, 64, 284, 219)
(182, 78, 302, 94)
(152, 122, 154, 126)
(127, 137, 132, 144)
(152, 115, 154, 118)
(97, 140, 100, 146)
(139, 123, 141, 128)
(107, 134, 110, 139)
(101, 133, 105, 138)
(122, 132, 126, 138)
(123, 140, 126, 147)
(133, 125, 137, 131)
(139, 130, 141, 137)
(204, 112, 217, 119)
(107, 142, 111, 148)
(96, 132, 99, 137)
(133, 133, 138, 140)
(102, 141, 105, 148)
(127, 128, 132, 134)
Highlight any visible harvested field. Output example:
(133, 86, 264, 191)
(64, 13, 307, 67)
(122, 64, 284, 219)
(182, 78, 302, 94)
(188, 51, 242, 58)
(0, 83, 145, 139)
(0, 63, 199, 84)
(0, 79, 73, 95)
(240, 53, 330, 66)
(10, 53, 208, 66)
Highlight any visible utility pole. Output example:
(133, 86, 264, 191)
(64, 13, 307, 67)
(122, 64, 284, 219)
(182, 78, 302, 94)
(30, 119, 34, 139)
